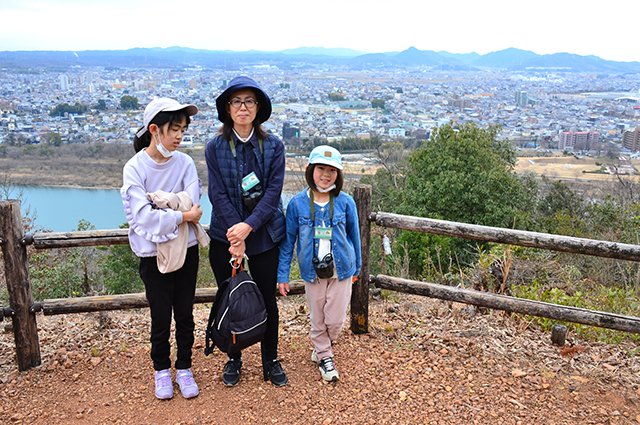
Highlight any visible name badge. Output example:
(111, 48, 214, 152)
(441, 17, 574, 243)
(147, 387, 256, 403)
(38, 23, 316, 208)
(241, 172, 260, 191)
(314, 227, 332, 239)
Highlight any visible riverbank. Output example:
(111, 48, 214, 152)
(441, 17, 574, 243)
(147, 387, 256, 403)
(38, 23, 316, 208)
(0, 144, 376, 192)
(2, 143, 635, 193)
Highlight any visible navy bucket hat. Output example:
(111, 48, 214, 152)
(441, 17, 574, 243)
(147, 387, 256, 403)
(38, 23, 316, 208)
(216, 76, 272, 124)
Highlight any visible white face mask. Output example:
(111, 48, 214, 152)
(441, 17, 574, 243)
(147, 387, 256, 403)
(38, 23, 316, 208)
(154, 133, 174, 158)
(316, 184, 336, 193)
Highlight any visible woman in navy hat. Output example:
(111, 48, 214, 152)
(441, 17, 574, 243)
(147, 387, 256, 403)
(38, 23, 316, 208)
(204, 76, 288, 387)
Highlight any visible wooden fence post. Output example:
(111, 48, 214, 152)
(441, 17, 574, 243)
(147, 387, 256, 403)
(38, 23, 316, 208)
(0, 200, 41, 371)
(351, 184, 371, 334)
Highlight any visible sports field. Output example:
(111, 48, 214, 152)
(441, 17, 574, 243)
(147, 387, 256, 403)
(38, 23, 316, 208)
(515, 155, 640, 182)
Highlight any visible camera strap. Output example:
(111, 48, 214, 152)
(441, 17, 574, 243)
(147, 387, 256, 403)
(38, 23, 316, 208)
(228, 138, 264, 158)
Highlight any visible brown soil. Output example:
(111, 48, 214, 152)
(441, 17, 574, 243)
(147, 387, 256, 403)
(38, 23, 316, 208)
(2, 293, 640, 425)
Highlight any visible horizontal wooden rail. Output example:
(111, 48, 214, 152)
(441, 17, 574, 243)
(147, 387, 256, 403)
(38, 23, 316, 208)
(41, 281, 305, 315)
(26, 225, 212, 249)
(371, 212, 640, 262)
(372, 274, 640, 334)
(28, 230, 130, 248)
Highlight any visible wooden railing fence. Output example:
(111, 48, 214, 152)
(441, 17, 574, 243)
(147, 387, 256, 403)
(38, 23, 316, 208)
(2, 184, 640, 372)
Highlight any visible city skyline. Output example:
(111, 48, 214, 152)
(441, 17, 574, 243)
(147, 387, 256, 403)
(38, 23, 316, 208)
(1, 0, 639, 63)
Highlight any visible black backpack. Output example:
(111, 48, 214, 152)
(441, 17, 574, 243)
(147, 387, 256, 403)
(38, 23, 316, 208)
(204, 261, 267, 355)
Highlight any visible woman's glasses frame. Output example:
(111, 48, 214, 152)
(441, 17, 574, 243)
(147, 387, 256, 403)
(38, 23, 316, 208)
(228, 98, 258, 109)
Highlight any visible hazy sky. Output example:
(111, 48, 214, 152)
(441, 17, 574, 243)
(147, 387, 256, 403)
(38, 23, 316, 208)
(1, 0, 639, 62)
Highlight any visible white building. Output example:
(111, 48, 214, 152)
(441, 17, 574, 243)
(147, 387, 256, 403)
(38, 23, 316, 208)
(59, 75, 69, 91)
(389, 128, 406, 137)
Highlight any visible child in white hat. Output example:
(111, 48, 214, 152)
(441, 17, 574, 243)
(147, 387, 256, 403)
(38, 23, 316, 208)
(121, 98, 203, 399)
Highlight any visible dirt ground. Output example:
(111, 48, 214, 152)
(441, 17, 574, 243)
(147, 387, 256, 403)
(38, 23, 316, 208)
(2, 292, 640, 425)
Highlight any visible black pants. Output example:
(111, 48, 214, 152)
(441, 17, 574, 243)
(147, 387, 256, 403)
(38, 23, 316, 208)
(140, 245, 199, 371)
(209, 239, 280, 363)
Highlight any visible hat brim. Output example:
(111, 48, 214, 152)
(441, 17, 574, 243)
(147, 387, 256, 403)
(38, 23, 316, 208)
(216, 84, 271, 124)
(309, 157, 343, 170)
(135, 103, 198, 138)
(163, 104, 198, 117)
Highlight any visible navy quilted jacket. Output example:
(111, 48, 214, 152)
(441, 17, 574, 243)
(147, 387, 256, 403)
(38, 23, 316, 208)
(205, 133, 286, 254)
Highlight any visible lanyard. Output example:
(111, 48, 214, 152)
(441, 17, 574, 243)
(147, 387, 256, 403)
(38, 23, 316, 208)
(309, 191, 333, 226)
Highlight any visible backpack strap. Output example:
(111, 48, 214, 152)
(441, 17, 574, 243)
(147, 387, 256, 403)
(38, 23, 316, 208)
(204, 297, 218, 356)
(204, 275, 231, 356)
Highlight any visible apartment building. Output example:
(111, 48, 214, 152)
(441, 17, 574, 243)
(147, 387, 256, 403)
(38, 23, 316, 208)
(622, 127, 640, 151)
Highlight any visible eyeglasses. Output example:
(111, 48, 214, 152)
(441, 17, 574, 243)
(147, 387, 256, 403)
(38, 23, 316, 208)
(229, 98, 258, 109)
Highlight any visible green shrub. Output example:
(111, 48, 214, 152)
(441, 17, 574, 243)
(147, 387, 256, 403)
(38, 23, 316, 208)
(515, 278, 640, 343)
(100, 243, 143, 294)
(29, 250, 84, 300)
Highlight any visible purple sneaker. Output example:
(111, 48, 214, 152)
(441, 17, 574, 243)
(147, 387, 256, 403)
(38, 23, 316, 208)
(176, 369, 199, 399)
(154, 369, 173, 400)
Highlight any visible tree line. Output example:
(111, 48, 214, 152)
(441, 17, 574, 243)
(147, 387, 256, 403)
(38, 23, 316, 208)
(48, 95, 140, 117)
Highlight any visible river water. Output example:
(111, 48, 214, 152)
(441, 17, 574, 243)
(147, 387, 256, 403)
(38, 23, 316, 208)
(10, 186, 294, 233)
(11, 186, 214, 232)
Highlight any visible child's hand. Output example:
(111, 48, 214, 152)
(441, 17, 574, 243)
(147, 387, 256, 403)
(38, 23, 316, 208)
(183, 203, 202, 223)
(278, 282, 290, 297)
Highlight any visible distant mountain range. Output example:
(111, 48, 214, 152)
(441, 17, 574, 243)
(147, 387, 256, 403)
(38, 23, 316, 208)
(1, 46, 639, 73)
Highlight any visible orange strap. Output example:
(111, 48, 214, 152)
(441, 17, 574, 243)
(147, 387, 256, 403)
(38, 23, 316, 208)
(231, 258, 244, 277)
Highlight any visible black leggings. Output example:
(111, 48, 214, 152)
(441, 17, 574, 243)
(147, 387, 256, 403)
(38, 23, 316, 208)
(208, 239, 280, 363)
(140, 245, 199, 371)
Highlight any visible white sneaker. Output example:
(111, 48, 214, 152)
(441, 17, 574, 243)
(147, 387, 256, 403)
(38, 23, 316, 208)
(318, 357, 339, 381)
(154, 369, 173, 400)
(176, 369, 199, 399)
(311, 349, 319, 364)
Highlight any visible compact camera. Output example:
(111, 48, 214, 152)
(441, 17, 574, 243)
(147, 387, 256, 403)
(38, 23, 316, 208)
(242, 184, 263, 211)
(312, 253, 335, 279)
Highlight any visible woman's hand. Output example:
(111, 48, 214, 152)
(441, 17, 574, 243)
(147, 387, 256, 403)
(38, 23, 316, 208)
(278, 282, 290, 297)
(227, 222, 253, 246)
(228, 240, 246, 259)
(182, 204, 202, 223)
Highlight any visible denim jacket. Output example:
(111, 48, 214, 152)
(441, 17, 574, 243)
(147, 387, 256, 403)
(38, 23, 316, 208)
(278, 188, 361, 284)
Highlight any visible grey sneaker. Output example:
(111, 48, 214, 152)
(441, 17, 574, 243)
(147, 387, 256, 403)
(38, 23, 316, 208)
(318, 357, 339, 381)
(154, 369, 173, 400)
(176, 369, 199, 399)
